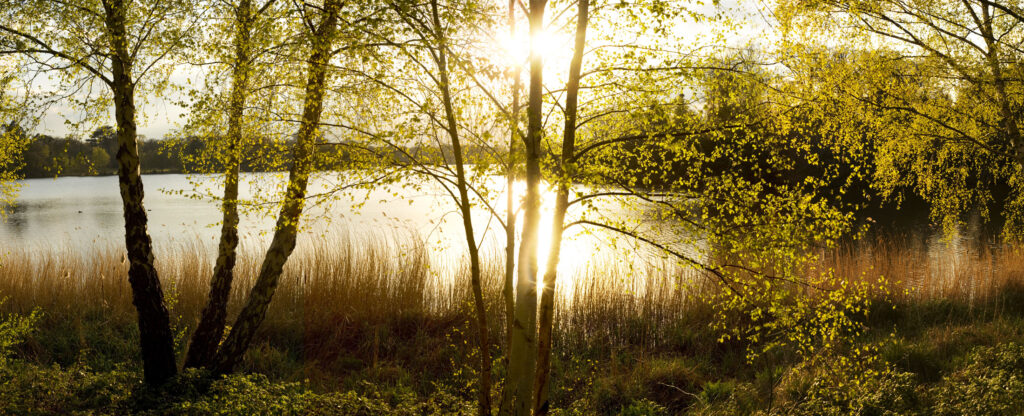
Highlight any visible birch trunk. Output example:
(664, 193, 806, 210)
(102, 0, 178, 385)
(429, 1, 492, 413)
(532, 5, 588, 412)
(211, 0, 340, 374)
(500, 0, 521, 413)
(185, 0, 252, 369)
(508, 0, 546, 414)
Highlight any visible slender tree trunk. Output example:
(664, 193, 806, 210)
(101, 0, 177, 385)
(210, 0, 340, 374)
(185, 0, 253, 369)
(533, 3, 588, 413)
(978, 3, 1024, 165)
(500, 0, 521, 413)
(429, 1, 492, 413)
(508, 1, 546, 414)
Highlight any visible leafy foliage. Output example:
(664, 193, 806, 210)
(779, 0, 1024, 240)
(930, 343, 1024, 415)
(0, 298, 39, 367)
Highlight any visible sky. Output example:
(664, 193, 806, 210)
(26, 0, 767, 140)
(35, 91, 190, 139)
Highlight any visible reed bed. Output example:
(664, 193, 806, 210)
(556, 256, 711, 352)
(820, 235, 1024, 307)
(4, 231, 1024, 379)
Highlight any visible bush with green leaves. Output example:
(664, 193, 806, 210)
(0, 298, 39, 366)
(142, 374, 475, 416)
(930, 343, 1024, 416)
(619, 398, 668, 416)
(0, 361, 138, 415)
(781, 344, 923, 416)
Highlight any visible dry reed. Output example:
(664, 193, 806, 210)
(820, 235, 1024, 307)
(3, 232, 1024, 374)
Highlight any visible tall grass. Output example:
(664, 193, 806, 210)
(3, 231, 1024, 382)
(821, 234, 1024, 306)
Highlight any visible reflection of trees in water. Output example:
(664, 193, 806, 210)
(2, 203, 27, 237)
(90, 206, 121, 231)
(0, 195, 125, 246)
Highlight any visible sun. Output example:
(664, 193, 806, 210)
(502, 179, 589, 288)
(497, 25, 575, 82)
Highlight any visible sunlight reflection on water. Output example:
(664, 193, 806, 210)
(0, 173, 674, 291)
(2, 174, 994, 305)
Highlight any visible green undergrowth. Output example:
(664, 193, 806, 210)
(6, 285, 1024, 415)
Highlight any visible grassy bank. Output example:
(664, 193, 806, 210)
(3, 233, 1024, 414)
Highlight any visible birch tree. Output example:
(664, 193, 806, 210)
(532, 1, 587, 412)
(0, 0, 199, 384)
(428, 0, 495, 411)
(209, 0, 346, 374)
(0, 64, 30, 218)
(330, 1, 516, 412)
(181, 0, 291, 370)
(500, 0, 523, 411)
(780, 0, 1024, 238)
(511, 1, 884, 409)
(507, 0, 546, 413)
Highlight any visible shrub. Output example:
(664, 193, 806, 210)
(0, 361, 138, 415)
(698, 380, 735, 405)
(141, 374, 475, 416)
(930, 343, 1024, 416)
(0, 298, 39, 366)
(784, 355, 922, 416)
(619, 398, 667, 416)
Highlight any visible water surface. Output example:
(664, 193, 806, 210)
(0, 173, 642, 281)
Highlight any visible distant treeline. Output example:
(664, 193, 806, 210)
(11, 125, 508, 178)
(4, 121, 936, 232)
(18, 126, 179, 177)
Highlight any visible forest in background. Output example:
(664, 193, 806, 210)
(5, 124, 526, 179)
(8, 125, 181, 177)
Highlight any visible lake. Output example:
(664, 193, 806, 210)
(0, 173, 649, 281)
(0, 173, 986, 294)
